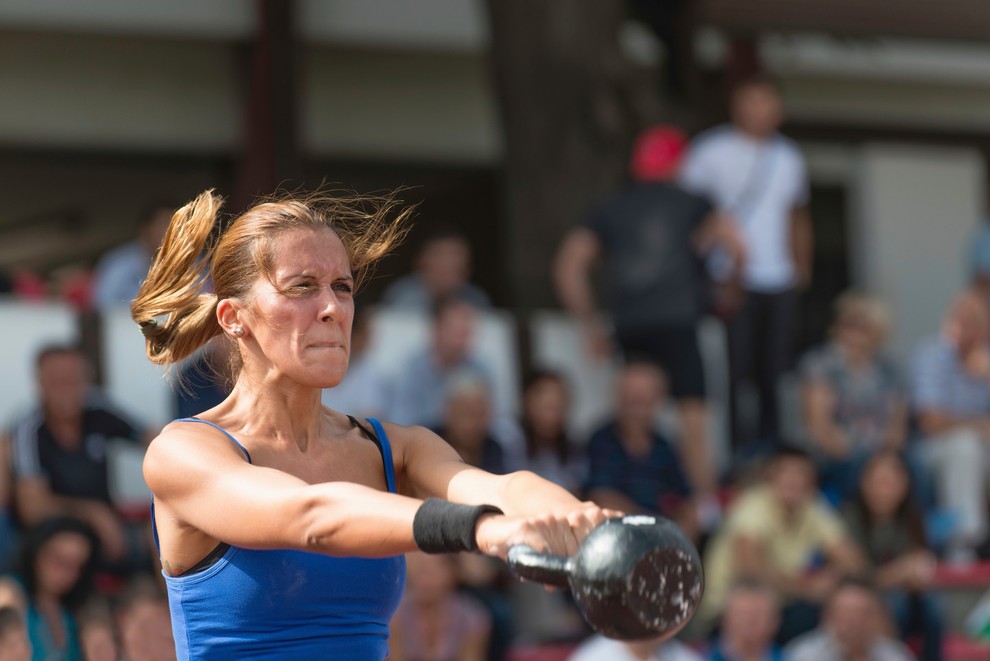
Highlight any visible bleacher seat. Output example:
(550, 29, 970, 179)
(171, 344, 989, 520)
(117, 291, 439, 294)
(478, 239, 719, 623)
(0, 300, 77, 426)
(101, 307, 172, 428)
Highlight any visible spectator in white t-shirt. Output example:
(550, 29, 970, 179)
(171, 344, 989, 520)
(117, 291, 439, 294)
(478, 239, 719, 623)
(680, 74, 812, 457)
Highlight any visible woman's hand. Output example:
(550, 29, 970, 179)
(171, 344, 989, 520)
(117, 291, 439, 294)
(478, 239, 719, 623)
(474, 502, 619, 560)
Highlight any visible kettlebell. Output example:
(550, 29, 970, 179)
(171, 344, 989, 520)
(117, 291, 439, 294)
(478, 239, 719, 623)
(507, 515, 704, 641)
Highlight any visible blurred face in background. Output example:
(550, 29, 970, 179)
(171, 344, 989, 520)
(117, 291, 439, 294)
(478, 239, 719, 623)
(721, 585, 780, 653)
(833, 296, 889, 360)
(418, 237, 471, 298)
(523, 376, 569, 443)
(119, 598, 177, 661)
(731, 81, 783, 139)
(945, 290, 990, 354)
(860, 452, 909, 520)
(80, 621, 118, 661)
(769, 455, 816, 512)
(615, 363, 664, 433)
(826, 584, 881, 655)
(433, 301, 476, 366)
(443, 381, 491, 453)
(37, 351, 88, 423)
(0, 623, 31, 661)
(36, 531, 91, 598)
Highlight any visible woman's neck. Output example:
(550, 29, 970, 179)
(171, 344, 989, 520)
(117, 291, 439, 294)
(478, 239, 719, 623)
(723, 638, 766, 661)
(219, 375, 326, 452)
(34, 593, 66, 647)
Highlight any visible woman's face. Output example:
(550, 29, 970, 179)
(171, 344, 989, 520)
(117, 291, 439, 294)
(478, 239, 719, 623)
(861, 454, 908, 518)
(36, 532, 91, 597)
(524, 378, 568, 442)
(240, 228, 355, 389)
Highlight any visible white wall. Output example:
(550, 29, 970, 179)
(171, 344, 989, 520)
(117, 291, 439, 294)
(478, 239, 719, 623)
(301, 48, 500, 163)
(0, 33, 241, 152)
(0, 302, 77, 426)
(851, 143, 984, 362)
(0, 0, 489, 50)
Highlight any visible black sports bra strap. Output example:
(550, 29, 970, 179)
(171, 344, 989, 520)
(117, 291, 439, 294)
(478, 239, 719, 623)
(347, 415, 389, 487)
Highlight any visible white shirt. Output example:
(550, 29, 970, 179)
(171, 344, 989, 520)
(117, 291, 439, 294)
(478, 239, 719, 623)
(680, 126, 809, 293)
(568, 636, 704, 661)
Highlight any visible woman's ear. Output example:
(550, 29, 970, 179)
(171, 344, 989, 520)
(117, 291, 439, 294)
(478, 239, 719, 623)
(216, 298, 245, 338)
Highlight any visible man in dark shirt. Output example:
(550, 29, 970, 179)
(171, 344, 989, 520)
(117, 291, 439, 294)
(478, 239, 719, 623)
(555, 125, 743, 523)
(11, 344, 148, 571)
(584, 362, 695, 537)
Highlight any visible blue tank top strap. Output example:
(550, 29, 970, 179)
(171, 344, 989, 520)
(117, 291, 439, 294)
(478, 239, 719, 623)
(151, 417, 252, 554)
(175, 417, 252, 463)
(366, 417, 397, 494)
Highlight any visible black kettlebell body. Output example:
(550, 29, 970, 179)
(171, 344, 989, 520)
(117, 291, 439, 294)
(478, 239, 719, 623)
(508, 515, 703, 640)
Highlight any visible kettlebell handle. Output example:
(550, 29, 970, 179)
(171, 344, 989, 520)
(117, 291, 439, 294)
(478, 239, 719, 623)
(507, 545, 572, 588)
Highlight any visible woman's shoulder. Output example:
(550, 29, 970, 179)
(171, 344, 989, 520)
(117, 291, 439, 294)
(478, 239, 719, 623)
(144, 419, 253, 485)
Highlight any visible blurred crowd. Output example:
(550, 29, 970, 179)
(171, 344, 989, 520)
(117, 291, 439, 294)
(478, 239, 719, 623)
(1, 74, 989, 661)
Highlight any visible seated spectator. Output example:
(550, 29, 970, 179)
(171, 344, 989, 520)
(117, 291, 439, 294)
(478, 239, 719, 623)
(115, 578, 176, 661)
(801, 292, 907, 503)
(584, 363, 695, 536)
(698, 447, 863, 643)
(568, 634, 703, 661)
(380, 228, 491, 311)
(433, 375, 506, 474)
(708, 579, 784, 661)
(174, 338, 233, 420)
(93, 204, 172, 311)
(389, 295, 497, 428)
(10, 345, 150, 573)
(512, 371, 588, 643)
(911, 288, 990, 563)
(0, 434, 15, 573)
(77, 601, 118, 661)
(0, 606, 31, 661)
(390, 552, 490, 661)
(841, 451, 941, 661)
(0, 517, 100, 661)
(520, 369, 584, 493)
(785, 576, 915, 661)
(322, 307, 390, 419)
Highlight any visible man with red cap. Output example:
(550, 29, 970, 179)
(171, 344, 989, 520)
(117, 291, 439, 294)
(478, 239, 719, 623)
(554, 123, 743, 527)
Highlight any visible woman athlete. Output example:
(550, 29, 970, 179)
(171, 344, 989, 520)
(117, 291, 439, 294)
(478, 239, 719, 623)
(132, 190, 613, 660)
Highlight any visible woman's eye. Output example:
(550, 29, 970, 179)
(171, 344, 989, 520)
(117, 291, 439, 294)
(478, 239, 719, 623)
(333, 282, 353, 294)
(289, 282, 316, 294)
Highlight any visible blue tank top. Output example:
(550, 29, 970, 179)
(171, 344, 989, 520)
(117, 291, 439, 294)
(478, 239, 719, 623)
(155, 417, 407, 661)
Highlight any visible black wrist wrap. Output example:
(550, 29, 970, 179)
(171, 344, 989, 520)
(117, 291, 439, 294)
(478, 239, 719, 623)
(412, 498, 504, 554)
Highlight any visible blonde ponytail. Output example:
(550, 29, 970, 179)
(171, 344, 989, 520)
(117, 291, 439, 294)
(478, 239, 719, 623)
(131, 190, 224, 365)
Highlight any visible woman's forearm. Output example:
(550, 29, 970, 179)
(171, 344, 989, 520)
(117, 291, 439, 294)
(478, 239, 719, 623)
(494, 470, 586, 516)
